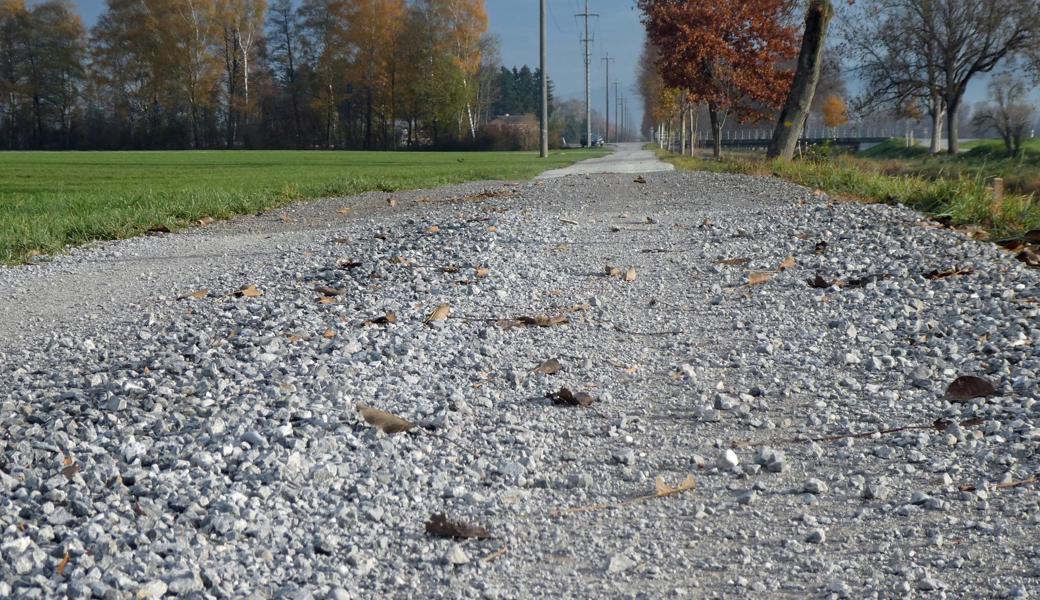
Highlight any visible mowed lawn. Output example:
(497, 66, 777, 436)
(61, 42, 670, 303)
(0, 149, 604, 264)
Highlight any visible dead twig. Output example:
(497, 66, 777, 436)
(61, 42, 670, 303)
(958, 475, 1038, 493)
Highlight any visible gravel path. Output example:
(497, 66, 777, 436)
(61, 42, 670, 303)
(2, 170, 1039, 599)
(537, 142, 674, 178)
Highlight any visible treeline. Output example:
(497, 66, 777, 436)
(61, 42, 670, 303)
(637, 0, 1040, 158)
(1, 0, 551, 151)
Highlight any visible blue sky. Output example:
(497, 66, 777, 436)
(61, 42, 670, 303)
(70, 0, 647, 126)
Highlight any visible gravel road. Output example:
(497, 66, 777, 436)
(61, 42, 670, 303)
(2, 167, 1039, 599)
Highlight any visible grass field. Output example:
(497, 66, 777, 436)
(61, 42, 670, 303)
(859, 138, 1040, 196)
(655, 144, 1040, 240)
(0, 149, 605, 265)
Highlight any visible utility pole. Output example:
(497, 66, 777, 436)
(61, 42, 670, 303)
(539, 0, 548, 157)
(576, 0, 597, 147)
(619, 97, 626, 142)
(601, 54, 613, 143)
(613, 82, 621, 142)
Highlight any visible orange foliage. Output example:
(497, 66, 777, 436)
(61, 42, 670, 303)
(821, 95, 849, 128)
(639, 0, 800, 123)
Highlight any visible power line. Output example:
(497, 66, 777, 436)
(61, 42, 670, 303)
(578, 0, 603, 147)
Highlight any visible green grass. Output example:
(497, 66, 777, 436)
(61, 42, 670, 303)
(0, 149, 605, 264)
(654, 146, 1040, 240)
(856, 138, 1040, 198)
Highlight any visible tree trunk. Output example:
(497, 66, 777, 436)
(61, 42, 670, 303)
(930, 99, 944, 154)
(32, 92, 43, 149)
(709, 105, 723, 160)
(767, 0, 834, 161)
(946, 95, 960, 155)
(680, 109, 687, 156)
(365, 86, 373, 150)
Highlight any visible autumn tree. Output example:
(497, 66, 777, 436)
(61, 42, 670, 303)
(0, 0, 85, 149)
(422, 0, 488, 140)
(820, 95, 848, 133)
(345, 0, 405, 149)
(4, 0, 497, 150)
(640, 0, 800, 159)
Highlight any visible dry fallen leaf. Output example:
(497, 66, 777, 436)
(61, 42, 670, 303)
(364, 312, 398, 326)
(317, 297, 337, 305)
(426, 225, 441, 234)
(426, 304, 451, 323)
(605, 265, 623, 278)
(234, 285, 263, 298)
(533, 359, 563, 375)
(498, 314, 570, 330)
(624, 267, 638, 283)
(56, 552, 70, 576)
(61, 463, 80, 481)
(315, 286, 347, 297)
(178, 289, 209, 301)
(356, 403, 416, 434)
(748, 272, 772, 286)
(654, 474, 697, 498)
(1016, 248, 1040, 267)
(487, 226, 498, 233)
(387, 198, 398, 207)
(338, 208, 352, 216)
(779, 255, 796, 271)
(944, 376, 997, 402)
(197, 216, 215, 226)
(547, 387, 595, 407)
(425, 513, 491, 540)
(323, 329, 337, 339)
(925, 267, 973, 280)
(475, 267, 491, 278)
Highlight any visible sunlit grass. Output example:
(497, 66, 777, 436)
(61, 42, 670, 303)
(0, 149, 606, 264)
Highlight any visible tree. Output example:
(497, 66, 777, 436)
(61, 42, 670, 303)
(422, 0, 488, 140)
(767, 0, 833, 160)
(217, 0, 266, 147)
(346, 0, 406, 149)
(972, 73, 1036, 157)
(841, 0, 947, 153)
(266, 0, 303, 145)
(0, 0, 86, 149)
(640, 0, 800, 159)
(820, 95, 848, 133)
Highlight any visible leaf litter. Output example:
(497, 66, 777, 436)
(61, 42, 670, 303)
(425, 513, 491, 540)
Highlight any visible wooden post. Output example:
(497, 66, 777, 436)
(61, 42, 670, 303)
(991, 177, 1005, 218)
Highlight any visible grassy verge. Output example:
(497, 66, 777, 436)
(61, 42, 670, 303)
(860, 139, 1040, 196)
(654, 146, 1040, 240)
(0, 149, 606, 264)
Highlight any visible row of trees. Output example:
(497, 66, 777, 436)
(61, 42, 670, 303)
(638, 0, 838, 160)
(844, 0, 1040, 154)
(638, 0, 1040, 159)
(1, 0, 542, 150)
